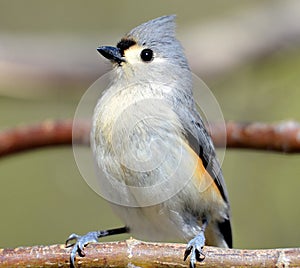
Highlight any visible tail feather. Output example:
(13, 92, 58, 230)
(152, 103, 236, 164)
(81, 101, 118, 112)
(218, 218, 232, 248)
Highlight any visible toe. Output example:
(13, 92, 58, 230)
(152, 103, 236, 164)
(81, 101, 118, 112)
(70, 244, 79, 268)
(189, 251, 196, 268)
(195, 247, 205, 262)
(65, 233, 80, 247)
(189, 261, 196, 268)
(184, 245, 192, 261)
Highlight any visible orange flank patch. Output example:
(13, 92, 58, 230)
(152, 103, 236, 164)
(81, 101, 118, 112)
(184, 142, 224, 207)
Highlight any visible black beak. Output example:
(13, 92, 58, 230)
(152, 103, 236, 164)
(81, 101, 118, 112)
(97, 46, 124, 65)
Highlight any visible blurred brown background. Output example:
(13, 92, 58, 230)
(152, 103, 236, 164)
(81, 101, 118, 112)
(1, 0, 300, 250)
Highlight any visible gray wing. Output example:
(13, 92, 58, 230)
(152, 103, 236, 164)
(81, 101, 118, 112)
(182, 110, 229, 202)
(181, 109, 232, 247)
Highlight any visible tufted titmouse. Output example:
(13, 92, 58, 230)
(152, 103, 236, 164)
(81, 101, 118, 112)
(66, 15, 232, 268)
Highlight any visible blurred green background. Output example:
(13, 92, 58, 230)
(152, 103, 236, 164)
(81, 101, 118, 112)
(1, 0, 300, 251)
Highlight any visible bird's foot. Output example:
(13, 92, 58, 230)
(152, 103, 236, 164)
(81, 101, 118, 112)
(65, 227, 128, 267)
(184, 231, 206, 268)
(65, 231, 106, 267)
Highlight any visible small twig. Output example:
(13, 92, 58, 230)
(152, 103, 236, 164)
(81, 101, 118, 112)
(0, 239, 299, 267)
(1, 119, 300, 157)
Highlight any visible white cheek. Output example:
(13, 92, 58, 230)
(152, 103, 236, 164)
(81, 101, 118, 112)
(125, 49, 142, 64)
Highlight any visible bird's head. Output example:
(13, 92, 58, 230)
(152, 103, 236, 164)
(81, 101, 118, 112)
(97, 15, 190, 82)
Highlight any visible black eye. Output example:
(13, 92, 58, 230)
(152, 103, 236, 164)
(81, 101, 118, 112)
(140, 49, 154, 62)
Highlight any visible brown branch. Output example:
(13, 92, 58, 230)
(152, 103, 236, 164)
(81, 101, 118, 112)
(1, 121, 300, 266)
(0, 239, 299, 267)
(0, 120, 87, 157)
(1, 120, 300, 157)
(215, 120, 300, 153)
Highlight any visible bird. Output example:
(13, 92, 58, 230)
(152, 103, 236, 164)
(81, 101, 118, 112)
(66, 15, 232, 268)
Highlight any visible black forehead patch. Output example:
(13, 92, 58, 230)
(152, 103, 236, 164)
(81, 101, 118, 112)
(117, 38, 136, 55)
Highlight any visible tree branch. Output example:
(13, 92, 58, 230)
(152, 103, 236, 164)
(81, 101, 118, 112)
(0, 120, 85, 157)
(0, 239, 299, 267)
(215, 120, 300, 153)
(0, 120, 300, 157)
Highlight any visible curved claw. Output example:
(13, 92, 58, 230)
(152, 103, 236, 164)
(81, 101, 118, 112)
(184, 232, 206, 268)
(65, 231, 99, 267)
(65, 233, 80, 247)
